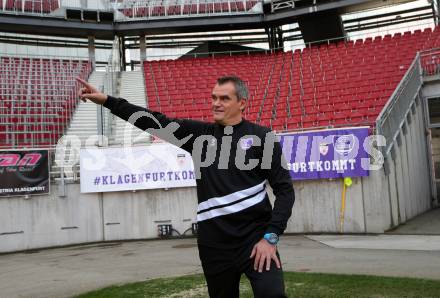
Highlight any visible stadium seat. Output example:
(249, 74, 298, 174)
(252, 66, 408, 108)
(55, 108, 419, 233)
(0, 57, 92, 148)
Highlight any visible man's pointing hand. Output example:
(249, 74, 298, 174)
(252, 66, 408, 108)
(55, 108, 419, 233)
(76, 77, 108, 105)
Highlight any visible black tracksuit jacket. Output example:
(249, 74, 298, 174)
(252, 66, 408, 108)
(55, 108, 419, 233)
(103, 95, 295, 257)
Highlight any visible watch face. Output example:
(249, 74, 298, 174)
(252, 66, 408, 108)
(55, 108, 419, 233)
(265, 233, 279, 244)
(269, 234, 278, 243)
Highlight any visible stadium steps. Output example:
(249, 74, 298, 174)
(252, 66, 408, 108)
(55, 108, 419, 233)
(51, 71, 106, 181)
(245, 54, 273, 122)
(62, 71, 105, 144)
(109, 71, 151, 146)
(259, 52, 286, 128)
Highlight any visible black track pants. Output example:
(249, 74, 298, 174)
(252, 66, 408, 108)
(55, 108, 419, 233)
(199, 242, 286, 298)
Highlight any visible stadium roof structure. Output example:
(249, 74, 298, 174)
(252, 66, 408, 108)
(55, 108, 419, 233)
(0, 0, 436, 42)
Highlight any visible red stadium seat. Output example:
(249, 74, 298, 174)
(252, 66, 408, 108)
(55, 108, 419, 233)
(0, 57, 92, 148)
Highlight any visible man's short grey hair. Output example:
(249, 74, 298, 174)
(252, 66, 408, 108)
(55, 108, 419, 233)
(217, 76, 249, 100)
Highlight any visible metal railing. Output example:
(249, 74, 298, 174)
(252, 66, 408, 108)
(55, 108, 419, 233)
(112, 0, 263, 21)
(375, 53, 423, 157)
(0, 0, 62, 15)
(100, 37, 120, 141)
(0, 0, 110, 15)
(420, 48, 440, 76)
(0, 0, 262, 18)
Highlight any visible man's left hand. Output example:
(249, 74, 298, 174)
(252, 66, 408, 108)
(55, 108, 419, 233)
(250, 239, 281, 273)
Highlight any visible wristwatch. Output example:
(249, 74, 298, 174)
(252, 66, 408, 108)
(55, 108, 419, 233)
(263, 233, 279, 245)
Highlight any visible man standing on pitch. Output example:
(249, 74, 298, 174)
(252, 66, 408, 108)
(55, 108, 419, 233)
(76, 75, 295, 298)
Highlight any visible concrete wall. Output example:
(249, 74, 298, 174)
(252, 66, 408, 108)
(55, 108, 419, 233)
(283, 178, 366, 233)
(0, 95, 434, 253)
(0, 185, 103, 253)
(102, 187, 197, 241)
(0, 185, 198, 253)
(360, 95, 433, 231)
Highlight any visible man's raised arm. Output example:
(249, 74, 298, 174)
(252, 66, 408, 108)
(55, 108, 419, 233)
(75, 77, 206, 152)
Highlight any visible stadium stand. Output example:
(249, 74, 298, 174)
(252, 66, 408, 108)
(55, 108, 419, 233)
(0, 57, 92, 148)
(116, 0, 259, 18)
(143, 26, 440, 131)
(3, 0, 60, 13)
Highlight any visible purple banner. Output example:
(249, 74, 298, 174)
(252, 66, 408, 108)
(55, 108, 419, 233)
(279, 127, 370, 180)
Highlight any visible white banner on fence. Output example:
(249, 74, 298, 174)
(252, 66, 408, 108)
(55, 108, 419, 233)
(80, 144, 196, 193)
